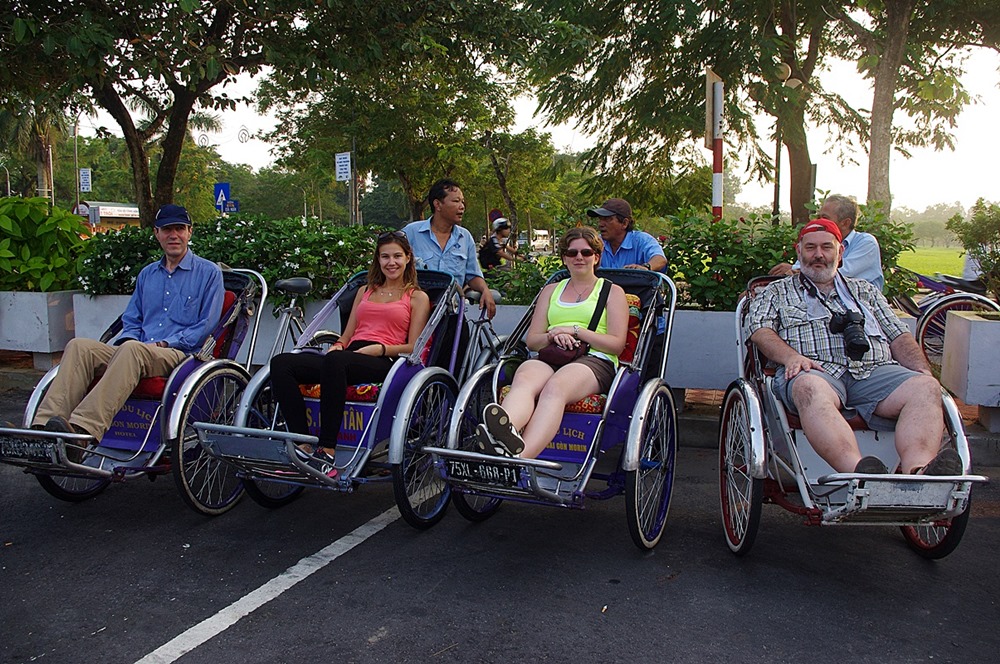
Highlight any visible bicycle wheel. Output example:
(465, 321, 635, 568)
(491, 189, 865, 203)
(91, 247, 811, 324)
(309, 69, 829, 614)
(916, 293, 1000, 374)
(719, 382, 763, 556)
(451, 366, 503, 522)
(391, 369, 456, 529)
(900, 497, 971, 560)
(624, 383, 677, 550)
(172, 365, 248, 515)
(36, 471, 110, 502)
(240, 380, 306, 509)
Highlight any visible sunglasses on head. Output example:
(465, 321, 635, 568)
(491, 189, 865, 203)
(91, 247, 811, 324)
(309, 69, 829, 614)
(377, 230, 406, 242)
(563, 248, 597, 257)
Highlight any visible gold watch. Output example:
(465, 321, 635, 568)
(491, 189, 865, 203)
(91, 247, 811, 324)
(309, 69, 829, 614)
(573, 325, 580, 338)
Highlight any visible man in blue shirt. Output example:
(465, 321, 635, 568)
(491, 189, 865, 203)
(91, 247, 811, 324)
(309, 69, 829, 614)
(770, 194, 884, 291)
(404, 179, 497, 318)
(587, 198, 667, 273)
(33, 204, 225, 444)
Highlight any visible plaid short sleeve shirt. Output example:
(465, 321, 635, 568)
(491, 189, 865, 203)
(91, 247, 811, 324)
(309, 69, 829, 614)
(746, 274, 910, 379)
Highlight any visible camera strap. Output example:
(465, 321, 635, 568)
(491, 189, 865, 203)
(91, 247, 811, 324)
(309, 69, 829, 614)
(797, 274, 848, 318)
(798, 274, 883, 339)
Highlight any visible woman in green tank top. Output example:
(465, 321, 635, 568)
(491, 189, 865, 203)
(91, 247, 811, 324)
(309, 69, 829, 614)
(478, 227, 629, 459)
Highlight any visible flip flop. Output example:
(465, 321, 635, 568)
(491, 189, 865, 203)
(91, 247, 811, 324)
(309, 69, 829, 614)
(475, 423, 513, 458)
(482, 404, 524, 456)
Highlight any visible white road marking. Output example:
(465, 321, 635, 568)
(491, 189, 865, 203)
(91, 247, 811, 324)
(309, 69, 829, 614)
(134, 507, 399, 664)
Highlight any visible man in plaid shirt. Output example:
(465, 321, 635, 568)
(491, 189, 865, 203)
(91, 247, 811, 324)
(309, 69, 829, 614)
(747, 218, 962, 476)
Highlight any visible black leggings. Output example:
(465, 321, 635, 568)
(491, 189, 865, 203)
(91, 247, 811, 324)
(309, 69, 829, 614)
(269, 343, 392, 448)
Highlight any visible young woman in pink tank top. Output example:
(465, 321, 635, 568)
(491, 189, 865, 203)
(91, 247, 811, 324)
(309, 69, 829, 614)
(269, 232, 431, 477)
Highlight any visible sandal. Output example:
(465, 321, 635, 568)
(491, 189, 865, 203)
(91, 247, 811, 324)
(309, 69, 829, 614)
(475, 423, 514, 458)
(482, 404, 524, 456)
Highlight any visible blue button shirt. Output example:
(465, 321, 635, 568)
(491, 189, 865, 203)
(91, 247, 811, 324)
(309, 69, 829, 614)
(601, 230, 666, 272)
(840, 230, 884, 291)
(403, 219, 484, 286)
(120, 250, 225, 354)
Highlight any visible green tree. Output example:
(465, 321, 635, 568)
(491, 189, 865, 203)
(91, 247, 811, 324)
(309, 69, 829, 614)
(827, 1, 1000, 211)
(526, 0, 843, 224)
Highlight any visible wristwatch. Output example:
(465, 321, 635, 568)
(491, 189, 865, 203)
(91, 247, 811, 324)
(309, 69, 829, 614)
(642, 262, 651, 270)
(573, 325, 580, 338)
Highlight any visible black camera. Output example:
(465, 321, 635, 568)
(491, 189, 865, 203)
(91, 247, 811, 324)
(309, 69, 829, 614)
(829, 310, 870, 361)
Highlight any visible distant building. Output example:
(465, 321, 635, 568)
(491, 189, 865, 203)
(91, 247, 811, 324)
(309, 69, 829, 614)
(75, 201, 140, 233)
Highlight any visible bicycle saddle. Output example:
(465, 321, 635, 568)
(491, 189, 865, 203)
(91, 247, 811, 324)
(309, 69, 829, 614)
(274, 277, 313, 295)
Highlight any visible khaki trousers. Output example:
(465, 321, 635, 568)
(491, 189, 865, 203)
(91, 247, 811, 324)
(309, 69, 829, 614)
(33, 338, 186, 440)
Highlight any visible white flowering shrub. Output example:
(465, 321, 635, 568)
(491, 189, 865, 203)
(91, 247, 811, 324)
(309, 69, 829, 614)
(78, 214, 386, 299)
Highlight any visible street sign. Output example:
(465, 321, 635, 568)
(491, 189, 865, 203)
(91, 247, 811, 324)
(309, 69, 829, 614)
(224, 199, 240, 213)
(79, 168, 92, 193)
(214, 182, 231, 211)
(335, 152, 351, 182)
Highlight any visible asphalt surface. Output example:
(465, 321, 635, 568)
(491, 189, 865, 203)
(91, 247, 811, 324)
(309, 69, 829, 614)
(3, 373, 1000, 664)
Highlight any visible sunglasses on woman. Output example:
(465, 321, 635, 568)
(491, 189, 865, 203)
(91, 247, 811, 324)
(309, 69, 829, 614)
(563, 248, 597, 257)
(377, 230, 407, 242)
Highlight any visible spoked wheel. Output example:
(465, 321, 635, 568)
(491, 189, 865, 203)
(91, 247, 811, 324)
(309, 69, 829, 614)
(624, 383, 678, 550)
(916, 293, 1000, 375)
(900, 497, 972, 559)
(719, 382, 764, 556)
(172, 366, 248, 515)
(36, 470, 110, 502)
(451, 366, 503, 522)
(391, 369, 456, 529)
(239, 380, 306, 508)
(28, 374, 111, 502)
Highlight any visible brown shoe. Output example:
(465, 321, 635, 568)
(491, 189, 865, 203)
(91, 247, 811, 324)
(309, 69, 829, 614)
(919, 448, 963, 476)
(45, 417, 91, 462)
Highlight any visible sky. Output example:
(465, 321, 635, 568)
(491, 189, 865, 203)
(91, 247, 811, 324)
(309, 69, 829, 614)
(81, 49, 999, 214)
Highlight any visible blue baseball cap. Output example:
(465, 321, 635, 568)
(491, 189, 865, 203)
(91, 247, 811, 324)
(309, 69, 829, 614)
(155, 204, 193, 228)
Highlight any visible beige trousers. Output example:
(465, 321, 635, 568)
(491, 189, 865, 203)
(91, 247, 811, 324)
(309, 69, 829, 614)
(33, 338, 186, 440)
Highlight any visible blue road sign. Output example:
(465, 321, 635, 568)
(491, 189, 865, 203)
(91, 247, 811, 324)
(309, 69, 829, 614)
(214, 182, 230, 211)
(224, 199, 240, 213)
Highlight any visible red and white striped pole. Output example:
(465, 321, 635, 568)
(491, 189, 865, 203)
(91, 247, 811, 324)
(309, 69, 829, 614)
(711, 79, 724, 222)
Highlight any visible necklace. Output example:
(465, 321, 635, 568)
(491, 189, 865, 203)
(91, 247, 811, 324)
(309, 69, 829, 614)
(569, 280, 596, 302)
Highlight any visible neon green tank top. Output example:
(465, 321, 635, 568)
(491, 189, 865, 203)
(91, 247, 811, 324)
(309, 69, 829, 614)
(546, 278, 618, 368)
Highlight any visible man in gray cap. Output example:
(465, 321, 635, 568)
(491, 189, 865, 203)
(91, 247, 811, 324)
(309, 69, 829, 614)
(587, 198, 666, 272)
(479, 217, 519, 271)
(33, 204, 225, 448)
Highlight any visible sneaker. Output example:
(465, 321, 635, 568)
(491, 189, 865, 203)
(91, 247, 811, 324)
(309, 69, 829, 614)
(920, 448, 963, 476)
(475, 423, 514, 458)
(854, 455, 889, 475)
(482, 404, 524, 456)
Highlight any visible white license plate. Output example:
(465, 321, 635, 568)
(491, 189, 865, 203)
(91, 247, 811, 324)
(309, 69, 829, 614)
(447, 459, 520, 488)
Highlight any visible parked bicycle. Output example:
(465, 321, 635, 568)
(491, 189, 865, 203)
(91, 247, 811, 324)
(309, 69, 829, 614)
(891, 267, 1000, 374)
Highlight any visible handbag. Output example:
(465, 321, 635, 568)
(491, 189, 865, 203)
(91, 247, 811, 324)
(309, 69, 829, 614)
(536, 279, 612, 367)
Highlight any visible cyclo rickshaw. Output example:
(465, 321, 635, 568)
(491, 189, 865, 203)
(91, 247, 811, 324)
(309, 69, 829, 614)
(719, 276, 988, 559)
(0, 268, 266, 514)
(404, 268, 680, 551)
(191, 269, 498, 520)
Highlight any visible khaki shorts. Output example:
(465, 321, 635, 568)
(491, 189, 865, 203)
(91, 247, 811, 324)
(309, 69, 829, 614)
(571, 354, 616, 394)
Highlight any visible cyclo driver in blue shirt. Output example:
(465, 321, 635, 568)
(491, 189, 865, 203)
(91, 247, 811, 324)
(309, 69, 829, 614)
(403, 178, 497, 319)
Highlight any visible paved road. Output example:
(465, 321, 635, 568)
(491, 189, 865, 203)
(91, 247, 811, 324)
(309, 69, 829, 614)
(2, 441, 999, 664)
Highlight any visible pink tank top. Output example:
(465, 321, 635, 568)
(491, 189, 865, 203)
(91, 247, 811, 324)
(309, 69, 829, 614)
(351, 289, 413, 346)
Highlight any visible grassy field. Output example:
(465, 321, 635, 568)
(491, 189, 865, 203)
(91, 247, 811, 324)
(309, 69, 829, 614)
(896, 246, 966, 276)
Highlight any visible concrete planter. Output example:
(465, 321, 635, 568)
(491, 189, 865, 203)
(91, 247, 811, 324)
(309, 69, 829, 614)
(0, 290, 81, 369)
(66, 300, 749, 392)
(72, 293, 132, 341)
(941, 310, 1000, 432)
